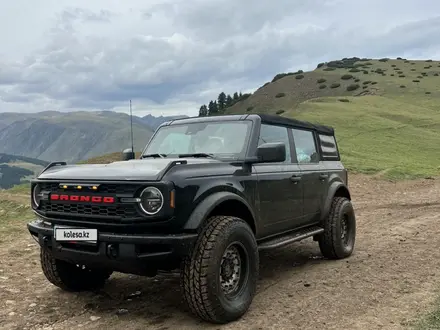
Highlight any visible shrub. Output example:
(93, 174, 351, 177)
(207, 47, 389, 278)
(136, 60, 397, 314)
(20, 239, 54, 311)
(362, 86, 368, 89)
(363, 70, 369, 74)
(411, 62, 416, 65)
(338, 98, 350, 102)
(295, 70, 304, 74)
(391, 64, 396, 67)
(275, 92, 286, 98)
(397, 71, 403, 74)
(371, 81, 378, 85)
(272, 73, 294, 82)
(399, 75, 405, 77)
(426, 59, 433, 62)
(324, 67, 336, 71)
(246, 106, 254, 112)
(317, 63, 325, 68)
(317, 78, 326, 83)
(400, 85, 406, 88)
(319, 84, 327, 89)
(391, 74, 395, 76)
(425, 91, 431, 94)
(434, 73, 439, 76)
(363, 81, 371, 85)
(404, 60, 410, 63)
(330, 83, 341, 88)
(411, 68, 416, 71)
(349, 68, 361, 72)
(397, 57, 403, 60)
(379, 58, 389, 62)
(341, 74, 353, 80)
(417, 76, 423, 78)
(276, 110, 285, 115)
(295, 74, 304, 80)
(413, 80, 420, 82)
(346, 84, 360, 91)
(424, 66, 431, 69)
(354, 78, 360, 82)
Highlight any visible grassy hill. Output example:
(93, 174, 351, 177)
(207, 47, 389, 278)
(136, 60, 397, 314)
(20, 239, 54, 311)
(216, 57, 440, 179)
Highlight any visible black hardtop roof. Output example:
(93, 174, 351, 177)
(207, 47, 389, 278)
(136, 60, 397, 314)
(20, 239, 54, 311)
(163, 113, 334, 135)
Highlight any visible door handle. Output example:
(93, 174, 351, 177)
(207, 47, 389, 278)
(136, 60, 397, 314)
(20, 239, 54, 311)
(319, 173, 329, 180)
(290, 175, 302, 183)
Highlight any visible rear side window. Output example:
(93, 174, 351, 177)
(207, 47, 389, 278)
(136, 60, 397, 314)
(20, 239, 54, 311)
(258, 124, 291, 163)
(318, 134, 340, 160)
(291, 128, 319, 163)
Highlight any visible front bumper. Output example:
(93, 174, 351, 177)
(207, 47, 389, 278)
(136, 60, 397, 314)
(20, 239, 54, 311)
(27, 220, 198, 275)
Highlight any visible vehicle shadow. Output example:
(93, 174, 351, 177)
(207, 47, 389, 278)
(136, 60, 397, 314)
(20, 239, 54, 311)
(32, 239, 336, 328)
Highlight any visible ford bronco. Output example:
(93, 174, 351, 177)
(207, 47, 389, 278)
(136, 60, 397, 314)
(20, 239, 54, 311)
(27, 113, 356, 324)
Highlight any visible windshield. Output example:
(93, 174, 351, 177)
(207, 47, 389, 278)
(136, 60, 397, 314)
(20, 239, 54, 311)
(142, 120, 253, 159)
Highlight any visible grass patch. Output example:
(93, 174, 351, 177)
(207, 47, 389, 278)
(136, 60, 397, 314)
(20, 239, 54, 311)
(288, 95, 440, 180)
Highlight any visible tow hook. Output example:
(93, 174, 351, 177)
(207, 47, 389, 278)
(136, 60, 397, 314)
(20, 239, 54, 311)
(107, 244, 118, 259)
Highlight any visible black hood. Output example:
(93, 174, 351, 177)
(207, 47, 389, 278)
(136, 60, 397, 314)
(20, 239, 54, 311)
(37, 158, 221, 181)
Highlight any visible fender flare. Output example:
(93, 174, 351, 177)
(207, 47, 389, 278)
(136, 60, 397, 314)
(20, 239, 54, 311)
(184, 191, 256, 231)
(320, 182, 351, 221)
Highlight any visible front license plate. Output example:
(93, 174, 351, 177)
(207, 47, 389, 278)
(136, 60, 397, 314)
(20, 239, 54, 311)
(54, 227, 98, 243)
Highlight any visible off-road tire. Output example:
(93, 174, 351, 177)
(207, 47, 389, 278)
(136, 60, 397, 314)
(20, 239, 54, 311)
(40, 248, 112, 292)
(318, 196, 356, 259)
(181, 216, 259, 324)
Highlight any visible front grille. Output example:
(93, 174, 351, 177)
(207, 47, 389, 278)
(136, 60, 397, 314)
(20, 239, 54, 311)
(36, 181, 144, 221)
(39, 201, 138, 219)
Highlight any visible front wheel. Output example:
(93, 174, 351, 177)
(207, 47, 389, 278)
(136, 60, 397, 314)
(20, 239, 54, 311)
(318, 196, 356, 259)
(181, 216, 259, 324)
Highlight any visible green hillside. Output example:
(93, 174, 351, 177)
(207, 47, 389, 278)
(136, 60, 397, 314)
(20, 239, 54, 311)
(211, 57, 440, 180)
(0, 154, 49, 189)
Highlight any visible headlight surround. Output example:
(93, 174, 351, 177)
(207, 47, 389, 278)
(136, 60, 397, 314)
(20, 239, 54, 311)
(32, 184, 42, 208)
(139, 186, 164, 215)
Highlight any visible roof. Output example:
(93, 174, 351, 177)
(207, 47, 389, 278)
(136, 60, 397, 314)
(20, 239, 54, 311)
(163, 113, 335, 135)
(257, 114, 334, 135)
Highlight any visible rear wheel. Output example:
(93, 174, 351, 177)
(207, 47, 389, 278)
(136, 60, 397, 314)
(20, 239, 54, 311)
(181, 216, 259, 324)
(40, 248, 112, 292)
(318, 197, 356, 259)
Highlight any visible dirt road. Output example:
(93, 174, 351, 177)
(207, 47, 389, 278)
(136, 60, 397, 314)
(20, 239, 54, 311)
(1, 174, 440, 330)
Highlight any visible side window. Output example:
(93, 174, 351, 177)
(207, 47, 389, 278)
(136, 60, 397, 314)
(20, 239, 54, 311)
(258, 124, 291, 163)
(291, 129, 319, 163)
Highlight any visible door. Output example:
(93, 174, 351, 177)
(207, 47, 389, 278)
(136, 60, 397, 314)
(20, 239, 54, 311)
(290, 127, 326, 225)
(254, 124, 304, 238)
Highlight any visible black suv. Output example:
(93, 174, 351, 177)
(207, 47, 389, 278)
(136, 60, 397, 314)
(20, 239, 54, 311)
(27, 114, 356, 324)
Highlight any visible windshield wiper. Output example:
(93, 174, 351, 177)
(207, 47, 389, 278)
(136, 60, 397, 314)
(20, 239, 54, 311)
(140, 153, 167, 159)
(178, 153, 215, 159)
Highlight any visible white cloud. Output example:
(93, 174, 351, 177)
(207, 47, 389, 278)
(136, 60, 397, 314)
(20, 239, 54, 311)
(0, 0, 440, 117)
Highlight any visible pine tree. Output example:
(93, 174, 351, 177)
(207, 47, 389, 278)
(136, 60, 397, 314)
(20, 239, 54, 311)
(199, 104, 208, 117)
(217, 92, 226, 110)
(233, 92, 239, 100)
(226, 94, 233, 107)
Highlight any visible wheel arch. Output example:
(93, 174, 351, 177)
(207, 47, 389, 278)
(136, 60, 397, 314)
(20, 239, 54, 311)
(184, 191, 257, 235)
(321, 182, 352, 221)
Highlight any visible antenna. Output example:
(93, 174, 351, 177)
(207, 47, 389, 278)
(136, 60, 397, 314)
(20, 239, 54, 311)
(129, 99, 134, 153)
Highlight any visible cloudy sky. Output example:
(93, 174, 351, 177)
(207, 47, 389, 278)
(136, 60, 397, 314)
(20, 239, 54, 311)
(0, 0, 439, 117)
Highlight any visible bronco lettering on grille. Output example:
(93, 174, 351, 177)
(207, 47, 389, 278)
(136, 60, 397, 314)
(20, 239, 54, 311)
(50, 194, 115, 204)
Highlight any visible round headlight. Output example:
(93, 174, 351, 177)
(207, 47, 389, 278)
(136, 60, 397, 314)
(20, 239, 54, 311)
(32, 184, 42, 207)
(139, 187, 164, 215)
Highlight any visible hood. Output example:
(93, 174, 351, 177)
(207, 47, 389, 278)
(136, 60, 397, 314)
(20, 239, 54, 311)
(37, 158, 221, 181)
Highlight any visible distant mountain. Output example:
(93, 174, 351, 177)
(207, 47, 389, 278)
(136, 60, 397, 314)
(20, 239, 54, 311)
(0, 153, 49, 189)
(142, 114, 189, 130)
(0, 111, 187, 164)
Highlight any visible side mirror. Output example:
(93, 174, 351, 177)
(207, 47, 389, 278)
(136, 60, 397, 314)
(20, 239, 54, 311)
(122, 148, 135, 161)
(256, 142, 286, 163)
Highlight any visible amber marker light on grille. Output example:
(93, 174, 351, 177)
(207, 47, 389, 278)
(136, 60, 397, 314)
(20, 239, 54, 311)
(62, 185, 67, 189)
(170, 190, 175, 208)
(77, 185, 82, 190)
(92, 186, 98, 190)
